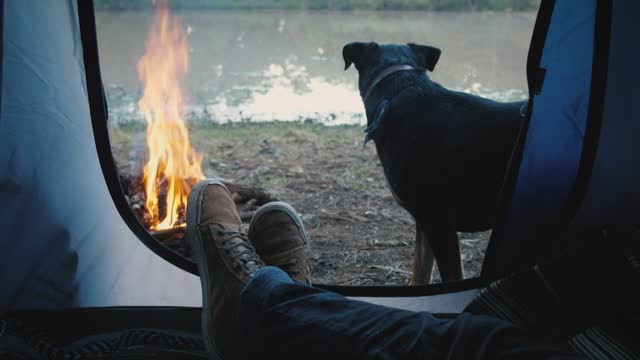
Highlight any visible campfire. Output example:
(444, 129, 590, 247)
(120, 0, 276, 257)
(137, 0, 203, 231)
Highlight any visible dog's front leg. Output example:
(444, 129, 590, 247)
(411, 222, 435, 285)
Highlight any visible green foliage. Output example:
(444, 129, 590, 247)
(94, 0, 540, 11)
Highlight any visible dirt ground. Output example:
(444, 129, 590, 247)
(109, 121, 490, 286)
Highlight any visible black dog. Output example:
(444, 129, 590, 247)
(343, 42, 525, 284)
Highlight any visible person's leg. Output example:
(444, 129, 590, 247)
(240, 266, 582, 360)
(241, 201, 584, 360)
(187, 181, 583, 360)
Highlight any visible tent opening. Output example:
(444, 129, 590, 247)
(95, 0, 539, 286)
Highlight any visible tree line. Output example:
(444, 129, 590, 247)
(95, 0, 540, 11)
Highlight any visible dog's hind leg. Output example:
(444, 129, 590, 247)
(410, 223, 435, 285)
(419, 214, 464, 283)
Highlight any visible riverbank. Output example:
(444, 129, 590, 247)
(109, 121, 491, 285)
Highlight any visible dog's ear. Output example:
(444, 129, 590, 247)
(343, 42, 377, 70)
(407, 43, 441, 72)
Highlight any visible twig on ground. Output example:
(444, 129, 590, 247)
(318, 209, 371, 223)
(319, 209, 357, 222)
(370, 265, 412, 276)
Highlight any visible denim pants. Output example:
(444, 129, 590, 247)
(239, 266, 583, 360)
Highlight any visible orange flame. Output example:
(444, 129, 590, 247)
(137, 0, 203, 230)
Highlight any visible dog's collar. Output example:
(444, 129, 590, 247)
(362, 64, 416, 103)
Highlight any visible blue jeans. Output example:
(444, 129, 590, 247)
(239, 266, 583, 360)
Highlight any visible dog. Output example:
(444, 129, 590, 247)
(343, 42, 525, 284)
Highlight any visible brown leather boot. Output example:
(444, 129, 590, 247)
(248, 201, 312, 285)
(186, 179, 264, 359)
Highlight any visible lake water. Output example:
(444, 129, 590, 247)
(96, 10, 536, 126)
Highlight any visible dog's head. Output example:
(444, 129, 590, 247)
(343, 42, 441, 93)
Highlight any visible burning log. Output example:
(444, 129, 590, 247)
(120, 169, 277, 217)
(119, 167, 278, 257)
(224, 182, 278, 207)
(150, 227, 189, 255)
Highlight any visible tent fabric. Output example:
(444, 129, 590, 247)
(0, 307, 207, 359)
(485, 0, 639, 280)
(571, 1, 640, 229)
(482, 0, 599, 278)
(0, 0, 201, 311)
(467, 227, 640, 359)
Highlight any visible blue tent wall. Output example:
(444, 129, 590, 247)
(571, 1, 640, 229)
(483, 0, 598, 278)
(483, 0, 639, 279)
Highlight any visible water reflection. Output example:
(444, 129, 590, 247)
(206, 56, 364, 124)
(98, 10, 533, 126)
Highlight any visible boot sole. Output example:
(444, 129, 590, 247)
(186, 178, 228, 360)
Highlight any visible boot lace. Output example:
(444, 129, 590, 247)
(216, 229, 264, 278)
